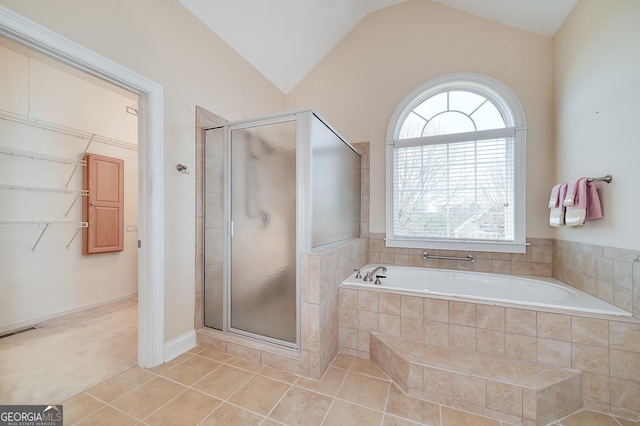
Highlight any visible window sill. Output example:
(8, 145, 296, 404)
(385, 237, 527, 254)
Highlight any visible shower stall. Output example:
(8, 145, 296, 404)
(203, 109, 361, 349)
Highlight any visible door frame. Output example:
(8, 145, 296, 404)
(0, 6, 165, 368)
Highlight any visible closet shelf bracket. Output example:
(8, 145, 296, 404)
(0, 221, 88, 251)
(31, 223, 50, 251)
(65, 134, 94, 188)
(66, 227, 83, 249)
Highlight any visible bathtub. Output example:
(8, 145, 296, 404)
(343, 264, 631, 317)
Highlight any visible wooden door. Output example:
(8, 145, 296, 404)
(83, 153, 124, 254)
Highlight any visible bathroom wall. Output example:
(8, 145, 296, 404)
(0, 38, 138, 332)
(288, 0, 640, 319)
(0, 0, 286, 343)
(553, 0, 640, 252)
(553, 1, 640, 318)
(286, 0, 555, 241)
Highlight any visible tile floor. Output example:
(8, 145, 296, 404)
(62, 346, 638, 426)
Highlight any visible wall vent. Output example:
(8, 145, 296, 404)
(0, 325, 40, 339)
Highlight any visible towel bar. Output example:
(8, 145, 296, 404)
(423, 251, 476, 263)
(587, 174, 612, 183)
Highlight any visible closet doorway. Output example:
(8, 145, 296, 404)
(0, 36, 140, 403)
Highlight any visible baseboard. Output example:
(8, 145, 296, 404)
(164, 330, 197, 363)
(0, 293, 138, 335)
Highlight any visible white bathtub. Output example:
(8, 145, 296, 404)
(343, 264, 631, 317)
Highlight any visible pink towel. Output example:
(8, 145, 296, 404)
(565, 177, 588, 226)
(548, 183, 562, 208)
(563, 177, 585, 207)
(549, 183, 568, 227)
(586, 181, 603, 220)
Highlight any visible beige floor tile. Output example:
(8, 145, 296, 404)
(382, 414, 425, 426)
(295, 367, 347, 396)
(227, 374, 291, 415)
(61, 392, 105, 424)
(441, 406, 500, 426)
(323, 399, 384, 426)
(337, 372, 390, 411)
(86, 367, 156, 403)
(110, 377, 186, 420)
(161, 355, 221, 386)
(351, 357, 390, 380)
(617, 417, 640, 426)
(331, 353, 356, 370)
(385, 383, 441, 425)
(201, 402, 264, 425)
(560, 410, 622, 426)
(269, 386, 333, 426)
(192, 364, 254, 400)
(148, 352, 194, 375)
(74, 406, 138, 426)
(144, 389, 221, 426)
(260, 419, 284, 426)
(259, 365, 299, 384)
(227, 356, 263, 373)
(197, 348, 233, 363)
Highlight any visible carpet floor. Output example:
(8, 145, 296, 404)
(0, 297, 137, 404)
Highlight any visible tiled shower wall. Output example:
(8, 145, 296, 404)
(300, 141, 370, 379)
(301, 238, 368, 379)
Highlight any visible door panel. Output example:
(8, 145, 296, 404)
(83, 153, 124, 254)
(229, 121, 297, 344)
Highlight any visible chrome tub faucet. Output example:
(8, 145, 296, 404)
(363, 265, 387, 282)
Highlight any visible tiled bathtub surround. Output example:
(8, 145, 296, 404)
(553, 240, 640, 318)
(367, 233, 640, 320)
(338, 287, 640, 421)
(371, 333, 583, 425)
(367, 233, 554, 278)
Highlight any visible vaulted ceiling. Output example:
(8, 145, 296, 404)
(178, 0, 577, 93)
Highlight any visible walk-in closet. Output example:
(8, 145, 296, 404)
(0, 36, 139, 403)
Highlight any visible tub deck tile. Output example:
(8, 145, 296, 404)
(370, 333, 582, 426)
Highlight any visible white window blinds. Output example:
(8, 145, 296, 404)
(392, 134, 515, 242)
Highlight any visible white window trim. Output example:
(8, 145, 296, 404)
(385, 73, 527, 253)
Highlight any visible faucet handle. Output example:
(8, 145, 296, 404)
(374, 275, 385, 285)
(353, 268, 362, 279)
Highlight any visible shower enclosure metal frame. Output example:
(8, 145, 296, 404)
(204, 109, 361, 351)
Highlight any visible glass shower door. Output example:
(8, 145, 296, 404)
(229, 120, 297, 345)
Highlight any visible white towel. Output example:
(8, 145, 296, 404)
(565, 178, 588, 226)
(550, 183, 568, 227)
(563, 177, 585, 207)
(548, 183, 562, 208)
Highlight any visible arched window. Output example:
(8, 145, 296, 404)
(386, 73, 527, 253)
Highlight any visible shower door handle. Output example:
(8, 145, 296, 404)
(229, 221, 234, 237)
